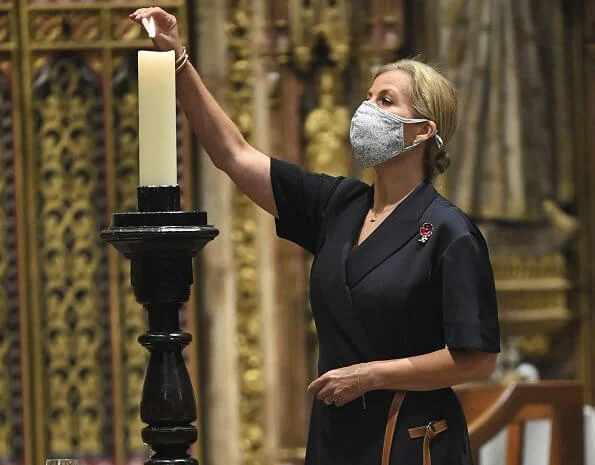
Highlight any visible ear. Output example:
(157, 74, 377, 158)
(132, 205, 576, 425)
(413, 120, 437, 145)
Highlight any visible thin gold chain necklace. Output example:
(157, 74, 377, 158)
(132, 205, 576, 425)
(369, 186, 417, 222)
(369, 204, 398, 222)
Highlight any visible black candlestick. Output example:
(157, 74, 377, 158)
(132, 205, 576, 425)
(101, 185, 218, 465)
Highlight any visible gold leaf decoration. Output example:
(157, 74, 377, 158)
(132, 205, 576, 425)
(0, 66, 11, 458)
(111, 12, 144, 42)
(0, 13, 9, 43)
(30, 12, 101, 42)
(227, 2, 265, 465)
(304, 69, 351, 176)
(113, 55, 148, 455)
(34, 56, 104, 455)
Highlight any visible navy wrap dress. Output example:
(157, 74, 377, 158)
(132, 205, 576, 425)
(270, 158, 500, 465)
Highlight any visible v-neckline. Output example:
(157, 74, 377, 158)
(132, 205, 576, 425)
(342, 181, 437, 289)
(351, 190, 375, 252)
(351, 183, 419, 253)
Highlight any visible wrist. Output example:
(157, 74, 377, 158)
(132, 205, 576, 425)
(359, 362, 376, 393)
(175, 46, 189, 74)
(174, 44, 185, 60)
(362, 360, 392, 391)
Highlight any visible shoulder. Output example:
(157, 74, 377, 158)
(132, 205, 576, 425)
(336, 176, 370, 198)
(424, 193, 489, 256)
(325, 176, 369, 210)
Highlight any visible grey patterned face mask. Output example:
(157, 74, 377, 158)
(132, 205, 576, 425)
(349, 101, 443, 168)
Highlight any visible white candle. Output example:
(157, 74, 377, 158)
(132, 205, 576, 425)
(138, 50, 177, 186)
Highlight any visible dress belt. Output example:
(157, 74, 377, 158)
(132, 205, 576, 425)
(381, 391, 448, 465)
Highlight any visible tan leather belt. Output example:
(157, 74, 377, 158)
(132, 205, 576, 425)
(381, 391, 448, 465)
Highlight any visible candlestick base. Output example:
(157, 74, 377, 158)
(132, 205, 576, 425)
(101, 185, 218, 465)
(137, 185, 180, 212)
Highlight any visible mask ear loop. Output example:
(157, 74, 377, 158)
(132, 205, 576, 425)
(432, 133, 445, 189)
(408, 131, 443, 153)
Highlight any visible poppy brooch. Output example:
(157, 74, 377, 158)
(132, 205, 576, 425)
(418, 223, 434, 244)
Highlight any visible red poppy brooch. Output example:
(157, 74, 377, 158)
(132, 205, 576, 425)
(418, 223, 434, 244)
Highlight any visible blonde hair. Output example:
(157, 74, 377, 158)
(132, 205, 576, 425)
(374, 59, 458, 181)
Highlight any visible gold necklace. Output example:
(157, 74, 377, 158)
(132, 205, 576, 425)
(370, 204, 398, 222)
(369, 186, 417, 222)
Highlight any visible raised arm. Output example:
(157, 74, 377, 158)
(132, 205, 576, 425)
(130, 7, 277, 216)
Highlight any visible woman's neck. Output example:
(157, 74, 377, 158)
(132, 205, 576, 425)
(372, 151, 425, 211)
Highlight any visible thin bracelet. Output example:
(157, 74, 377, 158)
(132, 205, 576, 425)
(357, 363, 367, 410)
(175, 46, 187, 65)
(175, 52, 189, 74)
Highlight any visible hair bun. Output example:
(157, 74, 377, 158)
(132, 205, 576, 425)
(433, 149, 450, 175)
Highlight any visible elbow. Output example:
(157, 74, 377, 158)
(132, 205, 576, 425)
(212, 139, 251, 171)
(452, 350, 498, 382)
(211, 154, 226, 171)
(211, 147, 234, 171)
(473, 352, 498, 380)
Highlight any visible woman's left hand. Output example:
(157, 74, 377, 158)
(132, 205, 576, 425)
(307, 364, 368, 407)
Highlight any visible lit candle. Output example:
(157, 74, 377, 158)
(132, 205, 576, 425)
(138, 50, 177, 186)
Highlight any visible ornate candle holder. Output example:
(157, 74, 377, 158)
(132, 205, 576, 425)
(101, 185, 218, 465)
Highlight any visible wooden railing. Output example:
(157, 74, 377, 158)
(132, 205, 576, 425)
(456, 380, 584, 465)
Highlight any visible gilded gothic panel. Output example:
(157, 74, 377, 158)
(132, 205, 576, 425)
(0, 2, 195, 465)
(0, 56, 24, 465)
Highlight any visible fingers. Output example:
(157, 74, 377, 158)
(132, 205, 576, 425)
(316, 384, 335, 401)
(307, 375, 338, 405)
(308, 375, 342, 405)
(129, 7, 176, 28)
(307, 375, 327, 396)
(322, 389, 356, 407)
(129, 7, 161, 19)
(129, 7, 148, 21)
(321, 390, 353, 407)
(308, 366, 364, 408)
(334, 396, 350, 407)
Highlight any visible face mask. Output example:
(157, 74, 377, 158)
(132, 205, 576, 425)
(349, 100, 443, 168)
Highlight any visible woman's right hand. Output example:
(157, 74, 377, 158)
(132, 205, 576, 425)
(129, 7, 184, 58)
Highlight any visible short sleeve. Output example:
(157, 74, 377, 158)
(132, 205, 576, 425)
(270, 157, 343, 254)
(438, 233, 500, 352)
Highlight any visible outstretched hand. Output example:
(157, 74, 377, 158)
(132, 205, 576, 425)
(129, 7, 183, 57)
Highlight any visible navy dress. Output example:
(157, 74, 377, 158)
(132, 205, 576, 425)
(270, 158, 500, 465)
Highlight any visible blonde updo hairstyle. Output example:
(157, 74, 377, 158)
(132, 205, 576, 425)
(374, 59, 458, 181)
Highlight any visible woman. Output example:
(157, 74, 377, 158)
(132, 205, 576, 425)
(130, 7, 500, 465)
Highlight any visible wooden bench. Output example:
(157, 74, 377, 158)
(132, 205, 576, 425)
(456, 380, 584, 465)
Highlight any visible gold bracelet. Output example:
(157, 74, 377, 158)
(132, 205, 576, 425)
(175, 52, 189, 74)
(356, 363, 367, 410)
(175, 46, 187, 65)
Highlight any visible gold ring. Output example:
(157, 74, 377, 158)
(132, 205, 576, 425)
(323, 398, 333, 406)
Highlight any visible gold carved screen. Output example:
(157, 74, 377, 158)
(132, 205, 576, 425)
(0, 2, 196, 465)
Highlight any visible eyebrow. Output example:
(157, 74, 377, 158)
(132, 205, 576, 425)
(367, 87, 398, 98)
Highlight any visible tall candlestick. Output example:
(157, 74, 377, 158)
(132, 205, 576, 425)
(101, 187, 219, 465)
(138, 50, 177, 186)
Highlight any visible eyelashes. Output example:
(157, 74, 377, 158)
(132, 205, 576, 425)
(364, 97, 394, 106)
